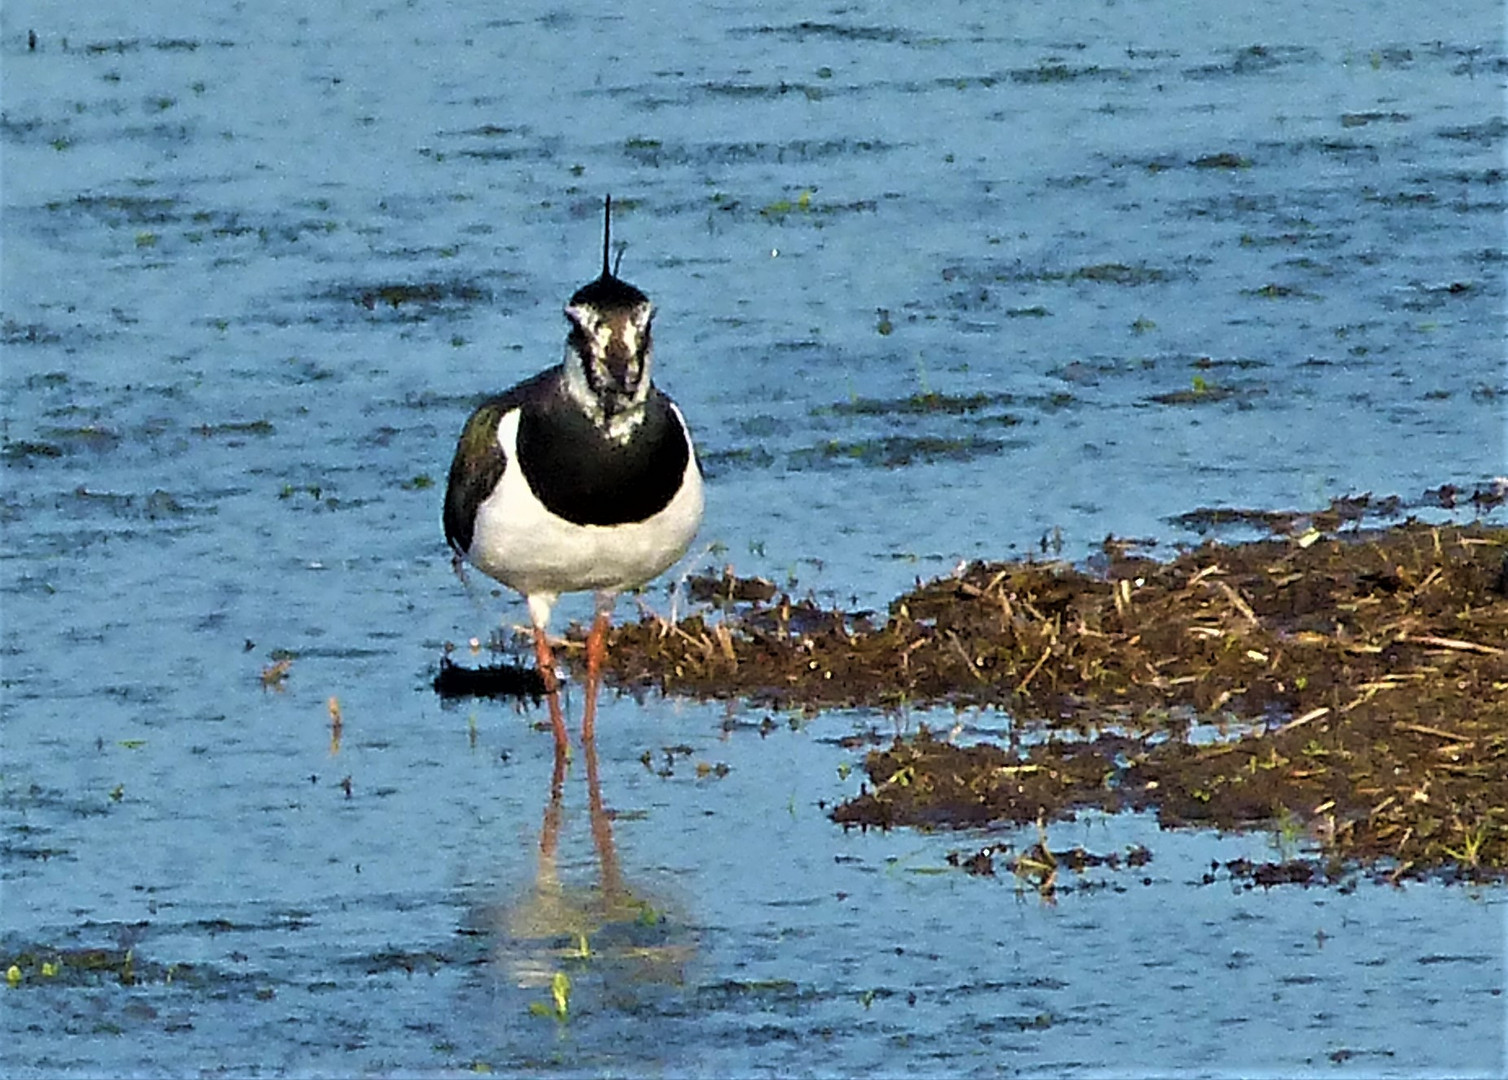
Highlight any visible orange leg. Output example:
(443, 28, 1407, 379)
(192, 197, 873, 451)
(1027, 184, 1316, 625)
(532, 624, 570, 757)
(580, 607, 611, 745)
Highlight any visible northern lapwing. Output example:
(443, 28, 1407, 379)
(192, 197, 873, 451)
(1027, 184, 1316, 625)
(444, 196, 703, 753)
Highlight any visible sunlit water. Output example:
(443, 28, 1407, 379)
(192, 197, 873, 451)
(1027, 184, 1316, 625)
(2, 0, 1505, 1075)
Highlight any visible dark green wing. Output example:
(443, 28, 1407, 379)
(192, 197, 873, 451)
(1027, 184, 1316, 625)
(442, 369, 559, 556)
(443, 402, 506, 557)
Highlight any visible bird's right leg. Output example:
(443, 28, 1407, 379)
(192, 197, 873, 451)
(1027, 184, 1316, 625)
(528, 594, 570, 757)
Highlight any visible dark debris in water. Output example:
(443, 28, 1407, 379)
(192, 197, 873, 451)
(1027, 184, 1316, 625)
(1218, 857, 1321, 889)
(1185, 44, 1321, 80)
(737, 22, 911, 45)
(790, 433, 1011, 469)
(0, 942, 189, 990)
(433, 656, 546, 700)
(687, 567, 780, 608)
(2, 439, 67, 463)
(944, 838, 1155, 901)
(980, 260, 1174, 287)
(1191, 151, 1253, 170)
(1146, 379, 1266, 406)
(587, 504, 1508, 884)
(1, 318, 65, 346)
(623, 138, 892, 169)
(1171, 487, 1506, 535)
(816, 390, 1017, 418)
(352, 280, 491, 313)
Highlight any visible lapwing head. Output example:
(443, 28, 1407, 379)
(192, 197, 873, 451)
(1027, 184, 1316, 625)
(562, 195, 655, 438)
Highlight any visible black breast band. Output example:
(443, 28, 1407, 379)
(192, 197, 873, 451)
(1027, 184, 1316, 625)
(516, 390, 690, 527)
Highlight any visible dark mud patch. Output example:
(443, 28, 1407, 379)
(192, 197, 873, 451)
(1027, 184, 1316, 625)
(587, 506, 1508, 882)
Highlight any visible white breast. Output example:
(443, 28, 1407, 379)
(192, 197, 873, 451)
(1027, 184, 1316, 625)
(467, 406, 704, 600)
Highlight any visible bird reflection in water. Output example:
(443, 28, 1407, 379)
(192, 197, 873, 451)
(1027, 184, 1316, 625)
(492, 734, 696, 1005)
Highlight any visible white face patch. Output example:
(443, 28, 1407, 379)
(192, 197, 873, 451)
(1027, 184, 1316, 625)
(562, 299, 656, 441)
(618, 320, 639, 357)
(564, 303, 597, 332)
(566, 304, 610, 356)
(567, 303, 652, 365)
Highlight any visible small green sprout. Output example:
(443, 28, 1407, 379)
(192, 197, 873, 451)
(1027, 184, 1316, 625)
(529, 971, 571, 1021)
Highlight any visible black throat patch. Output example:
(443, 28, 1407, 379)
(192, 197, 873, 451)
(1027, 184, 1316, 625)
(516, 385, 691, 527)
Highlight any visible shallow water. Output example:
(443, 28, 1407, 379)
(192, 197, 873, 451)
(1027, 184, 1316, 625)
(2, 0, 1505, 1075)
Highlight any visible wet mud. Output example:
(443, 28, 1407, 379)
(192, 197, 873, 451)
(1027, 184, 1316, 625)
(570, 500, 1508, 882)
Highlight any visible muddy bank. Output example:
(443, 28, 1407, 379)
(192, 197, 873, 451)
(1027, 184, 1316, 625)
(583, 508, 1508, 881)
